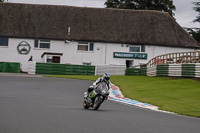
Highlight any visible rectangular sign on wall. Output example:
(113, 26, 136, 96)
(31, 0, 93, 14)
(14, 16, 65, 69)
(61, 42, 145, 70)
(113, 52, 147, 60)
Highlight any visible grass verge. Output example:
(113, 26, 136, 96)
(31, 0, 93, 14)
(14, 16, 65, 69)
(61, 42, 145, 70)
(46, 75, 200, 117)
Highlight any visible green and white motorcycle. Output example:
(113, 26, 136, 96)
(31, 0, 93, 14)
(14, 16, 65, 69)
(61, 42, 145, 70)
(83, 82, 110, 110)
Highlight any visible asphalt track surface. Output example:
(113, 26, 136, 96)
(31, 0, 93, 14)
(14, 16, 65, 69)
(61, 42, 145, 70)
(0, 74, 200, 133)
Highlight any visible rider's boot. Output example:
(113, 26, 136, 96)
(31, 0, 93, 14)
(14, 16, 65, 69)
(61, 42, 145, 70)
(84, 92, 92, 105)
(88, 93, 93, 105)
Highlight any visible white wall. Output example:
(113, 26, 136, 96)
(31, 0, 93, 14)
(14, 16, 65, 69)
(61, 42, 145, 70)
(0, 38, 68, 72)
(0, 38, 197, 72)
(67, 42, 103, 65)
(105, 43, 197, 67)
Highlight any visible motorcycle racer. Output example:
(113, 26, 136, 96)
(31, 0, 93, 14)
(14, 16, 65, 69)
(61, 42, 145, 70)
(84, 73, 111, 104)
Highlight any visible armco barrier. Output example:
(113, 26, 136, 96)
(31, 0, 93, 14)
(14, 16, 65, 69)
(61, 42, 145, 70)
(146, 63, 200, 78)
(28, 62, 200, 78)
(34, 63, 95, 75)
(168, 64, 182, 77)
(156, 65, 169, 77)
(196, 64, 200, 78)
(0, 62, 20, 73)
(28, 61, 36, 74)
(181, 64, 195, 77)
(29, 63, 125, 75)
(0, 62, 6, 72)
(95, 65, 126, 75)
(147, 66, 156, 76)
(125, 68, 147, 76)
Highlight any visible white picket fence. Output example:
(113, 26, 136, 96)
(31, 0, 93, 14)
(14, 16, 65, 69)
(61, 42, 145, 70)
(95, 65, 126, 75)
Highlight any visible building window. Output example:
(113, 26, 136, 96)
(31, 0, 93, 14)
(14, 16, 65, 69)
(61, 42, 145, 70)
(34, 39, 50, 49)
(0, 37, 8, 46)
(78, 42, 94, 51)
(130, 45, 140, 52)
(129, 45, 145, 52)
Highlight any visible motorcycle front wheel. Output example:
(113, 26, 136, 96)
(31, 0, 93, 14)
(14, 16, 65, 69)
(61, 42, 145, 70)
(93, 96, 103, 110)
(83, 100, 89, 109)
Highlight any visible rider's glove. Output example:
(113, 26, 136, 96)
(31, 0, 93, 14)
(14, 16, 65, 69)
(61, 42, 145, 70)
(93, 85, 97, 89)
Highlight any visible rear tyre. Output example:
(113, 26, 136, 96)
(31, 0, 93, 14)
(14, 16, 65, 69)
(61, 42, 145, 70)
(83, 101, 89, 109)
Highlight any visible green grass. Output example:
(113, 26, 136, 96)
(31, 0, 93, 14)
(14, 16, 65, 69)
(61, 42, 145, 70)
(46, 75, 200, 117)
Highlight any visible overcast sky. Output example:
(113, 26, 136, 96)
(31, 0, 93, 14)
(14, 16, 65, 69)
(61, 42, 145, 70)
(7, 0, 199, 28)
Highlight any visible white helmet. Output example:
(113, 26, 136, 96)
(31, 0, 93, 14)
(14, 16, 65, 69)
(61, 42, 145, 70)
(103, 73, 110, 82)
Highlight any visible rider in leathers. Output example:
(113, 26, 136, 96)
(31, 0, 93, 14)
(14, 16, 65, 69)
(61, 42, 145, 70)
(86, 73, 111, 103)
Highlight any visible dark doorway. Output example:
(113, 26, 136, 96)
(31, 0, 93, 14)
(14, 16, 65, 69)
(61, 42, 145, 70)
(126, 60, 133, 68)
(47, 56, 61, 63)
(53, 56, 60, 63)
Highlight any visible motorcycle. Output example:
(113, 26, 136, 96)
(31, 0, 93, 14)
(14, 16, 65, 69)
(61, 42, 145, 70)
(83, 82, 110, 110)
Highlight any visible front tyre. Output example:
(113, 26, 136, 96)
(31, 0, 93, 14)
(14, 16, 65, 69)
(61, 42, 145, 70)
(93, 96, 103, 110)
(83, 101, 89, 109)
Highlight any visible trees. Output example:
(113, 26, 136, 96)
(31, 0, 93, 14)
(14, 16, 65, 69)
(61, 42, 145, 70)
(0, 0, 4, 2)
(185, 28, 200, 43)
(185, 2, 200, 43)
(104, 0, 136, 9)
(193, 2, 200, 23)
(104, 0, 176, 16)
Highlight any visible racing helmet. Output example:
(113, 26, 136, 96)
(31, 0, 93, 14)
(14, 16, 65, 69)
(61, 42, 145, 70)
(103, 73, 110, 82)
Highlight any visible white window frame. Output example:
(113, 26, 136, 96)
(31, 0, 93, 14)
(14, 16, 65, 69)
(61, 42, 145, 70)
(77, 42, 94, 52)
(34, 39, 50, 49)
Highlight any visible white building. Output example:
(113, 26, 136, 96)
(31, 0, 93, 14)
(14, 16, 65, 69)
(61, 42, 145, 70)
(0, 3, 199, 72)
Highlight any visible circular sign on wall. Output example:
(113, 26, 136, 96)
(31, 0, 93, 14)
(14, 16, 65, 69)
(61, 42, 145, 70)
(17, 41, 31, 55)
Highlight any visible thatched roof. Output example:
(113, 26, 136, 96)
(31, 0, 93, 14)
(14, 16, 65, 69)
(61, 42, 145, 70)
(0, 3, 199, 48)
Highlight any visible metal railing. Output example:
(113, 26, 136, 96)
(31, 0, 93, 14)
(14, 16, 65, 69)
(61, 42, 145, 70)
(147, 51, 200, 66)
